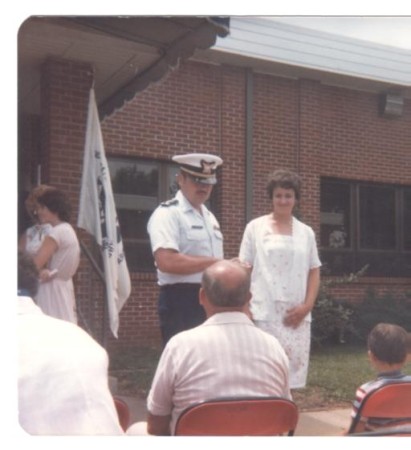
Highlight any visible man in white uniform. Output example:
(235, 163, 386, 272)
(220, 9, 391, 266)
(127, 260, 291, 435)
(147, 153, 224, 345)
(17, 251, 123, 435)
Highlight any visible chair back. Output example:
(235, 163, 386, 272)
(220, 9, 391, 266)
(349, 425, 411, 437)
(113, 397, 131, 432)
(348, 381, 411, 434)
(174, 396, 298, 436)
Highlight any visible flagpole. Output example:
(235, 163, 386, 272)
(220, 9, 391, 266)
(79, 239, 108, 346)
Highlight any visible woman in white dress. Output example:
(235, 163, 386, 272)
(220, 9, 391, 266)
(239, 170, 321, 389)
(33, 189, 80, 324)
(19, 185, 54, 256)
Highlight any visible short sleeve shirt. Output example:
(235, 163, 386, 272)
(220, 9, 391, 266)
(147, 190, 224, 284)
(239, 215, 321, 321)
(147, 312, 291, 434)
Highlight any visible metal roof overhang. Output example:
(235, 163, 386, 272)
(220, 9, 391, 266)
(194, 17, 411, 99)
(18, 16, 230, 119)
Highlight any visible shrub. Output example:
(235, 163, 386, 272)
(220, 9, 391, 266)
(311, 267, 368, 347)
(350, 288, 411, 343)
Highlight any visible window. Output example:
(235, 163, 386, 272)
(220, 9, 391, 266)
(320, 178, 411, 277)
(108, 157, 179, 272)
(359, 185, 396, 250)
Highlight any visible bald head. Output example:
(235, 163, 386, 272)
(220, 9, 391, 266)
(201, 260, 251, 308)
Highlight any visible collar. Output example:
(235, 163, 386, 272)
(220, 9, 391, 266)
(176, 190, 208, 215)
(202, 311, 254, 327)
(377, 370, 404, 379)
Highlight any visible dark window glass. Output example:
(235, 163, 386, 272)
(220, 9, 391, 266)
(320, 180, 350, 249)
(320, 178, 410, 278)
(359, 185, 396, 250)
(108, 158, 179, 272)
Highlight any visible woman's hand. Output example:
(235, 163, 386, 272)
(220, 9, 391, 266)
(39, 269, 57, 283)
(283, 303, 311, 329)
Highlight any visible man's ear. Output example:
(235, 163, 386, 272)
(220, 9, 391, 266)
(176, 171, 185, 187)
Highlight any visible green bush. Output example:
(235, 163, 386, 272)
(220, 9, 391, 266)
(350, 288, 411, 343)
(311, 295, 353, 346)
(311, 267, 368, 346)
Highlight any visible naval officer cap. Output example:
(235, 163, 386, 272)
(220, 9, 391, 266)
(172, 153, 223, 185)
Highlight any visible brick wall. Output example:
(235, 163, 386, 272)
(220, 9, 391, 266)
(320, 84, 411, 185)
(41, 57, 93, 205)
(36, 57, 410, 351)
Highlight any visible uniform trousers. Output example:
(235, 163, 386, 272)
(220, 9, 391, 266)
(158, 283, 205, 346)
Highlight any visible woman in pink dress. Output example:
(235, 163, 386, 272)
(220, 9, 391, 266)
(33, 189, 80, 324)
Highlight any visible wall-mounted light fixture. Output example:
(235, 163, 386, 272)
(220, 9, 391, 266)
(379, 93, 404, 118)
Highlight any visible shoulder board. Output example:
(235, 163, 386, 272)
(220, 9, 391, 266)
(160, 199, 179, 207)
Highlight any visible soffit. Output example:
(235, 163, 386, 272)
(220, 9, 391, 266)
(18, 16, 230, 118)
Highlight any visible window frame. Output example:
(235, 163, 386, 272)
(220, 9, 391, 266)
(320, 177, 411, 277)
(108, 156, 180, 273)
(108, 155, 220, 273)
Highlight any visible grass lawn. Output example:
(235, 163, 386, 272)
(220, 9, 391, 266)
(109, 343, 411, 411)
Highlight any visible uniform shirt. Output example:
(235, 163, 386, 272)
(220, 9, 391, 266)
(147, 190, 223, 285)
(239, 215, 321, 322)
(147, 311, 291, 435)
(17, 296, 123, 435)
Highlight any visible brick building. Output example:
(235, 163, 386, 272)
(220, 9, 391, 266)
(18, 17, 411, 350)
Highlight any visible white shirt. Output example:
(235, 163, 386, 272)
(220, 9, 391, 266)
(17, 296, 123, 435)
(147, 311, 290, 434)
(24, 223, 52, 256)
(239, 215, 321, 322)
(147, 190, 224, 284)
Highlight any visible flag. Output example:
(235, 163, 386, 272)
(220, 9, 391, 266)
(78, 88, 131, 338)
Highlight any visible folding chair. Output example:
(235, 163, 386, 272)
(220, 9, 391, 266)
(113, 397, 131, 432)
(348, 381, 411, 434)
(349, 425, 411, 437)
(174, 396, 298, 436)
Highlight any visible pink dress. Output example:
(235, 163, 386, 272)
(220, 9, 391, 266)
(35, 222, 80, 324)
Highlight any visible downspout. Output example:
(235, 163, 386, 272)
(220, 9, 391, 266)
(245, 69, 253, 223)
(297, 80, 301, 174)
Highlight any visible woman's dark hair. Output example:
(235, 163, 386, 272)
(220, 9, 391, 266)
(368, 323, 407, 365)
(266, 169, 301, 200)
(37, 189, 72, 222)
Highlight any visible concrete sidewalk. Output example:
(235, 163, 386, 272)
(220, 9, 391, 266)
(116, 394, 351, 436)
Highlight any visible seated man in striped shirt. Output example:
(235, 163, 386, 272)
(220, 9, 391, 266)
(348, 322, 411, 433)
(127, 259, 291, 435)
